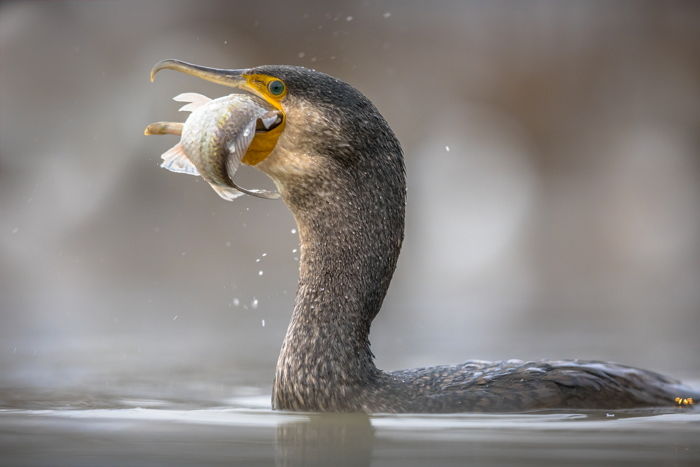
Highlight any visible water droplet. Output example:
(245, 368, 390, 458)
(383, 12, 391, 18)
(224, 40, 228, 45)
(258, 270, 264, 276)
(291, 228, 297, 234)
(251, 298, 259, 309)
(292, 248, 298, 253)
(445, 145, 450, 152)
(232, 298, 240, 307)
(172, 315, 179, 321)
(298, 52, 305, 58)
(262, 253, 267, 257)
(256, 258, 261, 263)
(261, 319, 266, 327)
(346, 16, 353, 21)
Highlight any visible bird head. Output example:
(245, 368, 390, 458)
(149, 59, 403, 204)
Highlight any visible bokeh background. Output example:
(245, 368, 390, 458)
(1, 0, 699, 405)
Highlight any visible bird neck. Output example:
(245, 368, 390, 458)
(271, 157, 406, 411)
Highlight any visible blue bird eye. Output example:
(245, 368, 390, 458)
(268, 80, 285, 96)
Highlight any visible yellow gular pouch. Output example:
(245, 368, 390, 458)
(241, 73, 288, 166)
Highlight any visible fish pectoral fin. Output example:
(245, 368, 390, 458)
(224, 119, 258, 180)
(210, 184, 245, 201)
(160, 143, 200, 176)
(173, 92, 212, 112)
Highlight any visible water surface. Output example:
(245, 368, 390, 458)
(2, 389, 698, 466)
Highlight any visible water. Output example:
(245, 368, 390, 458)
(2, 389, 699, 466)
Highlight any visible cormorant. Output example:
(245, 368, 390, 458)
(148, 60, 698, 413)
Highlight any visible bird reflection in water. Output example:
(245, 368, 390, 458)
(275, 414, 374, 467)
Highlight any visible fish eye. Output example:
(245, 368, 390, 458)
(268, 79, 285, 96)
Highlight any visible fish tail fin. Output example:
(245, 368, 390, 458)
(160, 143, 200, 176)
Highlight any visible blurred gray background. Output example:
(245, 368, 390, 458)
(1, 0, 699, 404)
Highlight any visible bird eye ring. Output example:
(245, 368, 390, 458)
(268, 79, 285, 96)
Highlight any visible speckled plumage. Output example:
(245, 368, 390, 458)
(242, 65, 700, 413)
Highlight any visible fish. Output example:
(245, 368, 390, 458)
(145, 92, 282, 200)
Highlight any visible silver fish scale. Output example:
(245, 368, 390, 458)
(180, 93, 272, 187)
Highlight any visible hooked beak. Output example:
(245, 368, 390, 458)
(150, 59, 250, 89)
